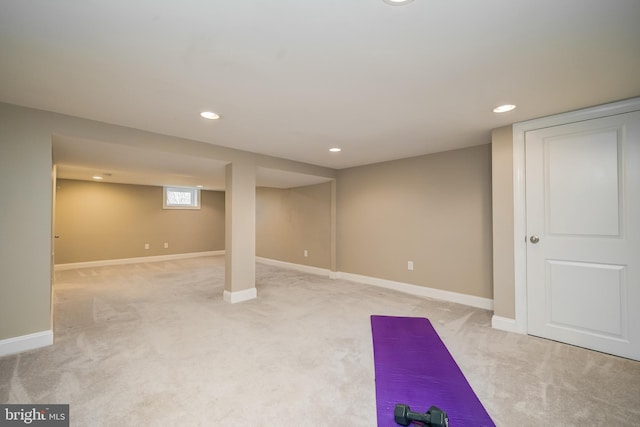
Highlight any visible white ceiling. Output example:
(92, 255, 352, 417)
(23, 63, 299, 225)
(2, 0, 639, 187)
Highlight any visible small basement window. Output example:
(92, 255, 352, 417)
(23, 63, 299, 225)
(163, 186, 200, 209)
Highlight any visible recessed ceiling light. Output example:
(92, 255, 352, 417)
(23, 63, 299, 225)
(493, 104, 516, 113)
(329, 148, 342, 152)
(92, 175, 103, 180)
(196, 185, 204, 188)
(383, 0, 414, 5)
(200, 111, 220, 120)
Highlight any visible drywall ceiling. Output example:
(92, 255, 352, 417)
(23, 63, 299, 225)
(2, 0, 640, 185)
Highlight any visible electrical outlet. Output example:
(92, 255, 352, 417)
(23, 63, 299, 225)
(408, 261, 414, 271)
(144, 243, 149, 250)
(304, 250, 308, 257)
(164, 243, 169, 249)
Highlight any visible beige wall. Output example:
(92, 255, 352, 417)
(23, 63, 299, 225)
(0, 105, 53, 340)
(337, 144, 493, 299)
(0, 101, 335, 345)
(491, 126, 516, 318)
(256, 182, 332, 269)
(1, 99, 517, 348)
(54, 179, 225, 264)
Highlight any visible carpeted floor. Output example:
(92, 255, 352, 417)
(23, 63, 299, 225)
(1, 256, 639, 426)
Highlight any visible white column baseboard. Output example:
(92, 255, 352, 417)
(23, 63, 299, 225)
(223, 288, 257, 304)
(0, 330, 53, 357)
(491, 315, 525, 333)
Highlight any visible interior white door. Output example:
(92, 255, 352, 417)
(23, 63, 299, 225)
(525, 111, 640, 360)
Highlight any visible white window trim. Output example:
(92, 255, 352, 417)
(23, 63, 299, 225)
(163, 186, 200, 210)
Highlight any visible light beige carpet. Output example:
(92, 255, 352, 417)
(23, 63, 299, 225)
(1, 256, 639, 426)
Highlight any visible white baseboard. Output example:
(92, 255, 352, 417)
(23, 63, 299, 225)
(256, 257, 331, 277)
(0, 330, 53, 357)
(55, 250, 225, 271)
(492, 315, 525, 334)
(254, 258, 493, 311)
(335, 271, 494, 311)
(223, 288, 257, 304)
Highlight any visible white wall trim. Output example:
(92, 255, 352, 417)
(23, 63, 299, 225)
(223, 288, 257, 304)
(491, 315, 521, 334)
(256, 257, 331, 277)
(512, 97, 640, 335)
(254, 258, 492, 310)
(335, 272, 494, 311)
(512, 122, 529, 335)
(0, 330, 53, 357)
(54, 250, 225, 271)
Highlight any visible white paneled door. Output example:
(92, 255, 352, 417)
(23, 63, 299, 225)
(525, 111, 640, 360)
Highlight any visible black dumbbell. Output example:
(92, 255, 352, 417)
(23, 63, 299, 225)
(394, 404, 449, 427)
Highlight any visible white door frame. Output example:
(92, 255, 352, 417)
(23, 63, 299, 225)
(511, 97, 640, 334)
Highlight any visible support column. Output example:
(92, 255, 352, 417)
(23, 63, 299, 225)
(224, 160, 257, 303)
(329, 179, 338, 279)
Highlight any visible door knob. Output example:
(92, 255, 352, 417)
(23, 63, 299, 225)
(54, 235, 60, 239)
(530, 235, 540, 244)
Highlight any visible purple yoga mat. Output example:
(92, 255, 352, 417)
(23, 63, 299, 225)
(371, 315, 495, 426)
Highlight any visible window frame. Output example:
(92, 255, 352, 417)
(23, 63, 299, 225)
(163, 186, 201, 210)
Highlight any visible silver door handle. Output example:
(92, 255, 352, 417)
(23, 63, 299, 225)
(530, 235, 539, 244)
